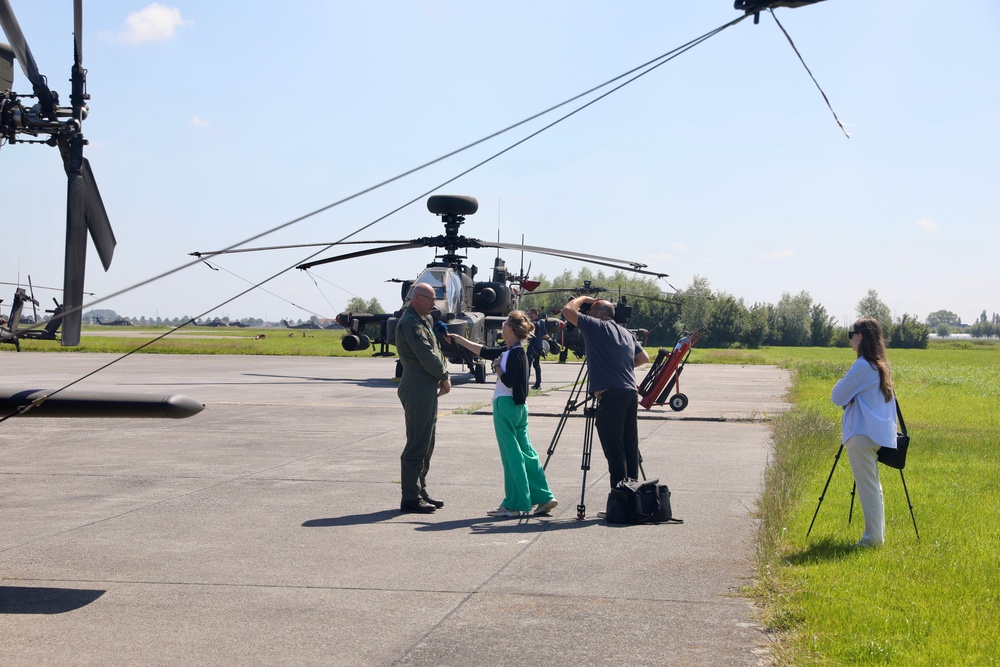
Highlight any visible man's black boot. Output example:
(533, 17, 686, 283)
(400, 499, 437, 514)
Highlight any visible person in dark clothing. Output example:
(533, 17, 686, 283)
(447, 310, 558, 518)
(562, 296, 650, 488)
(395, 283, 451, 514)
(527, 308, 548, 390)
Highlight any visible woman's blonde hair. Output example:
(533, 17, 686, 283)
(506, 310, 534, 341)
(854, 317, 894, 402)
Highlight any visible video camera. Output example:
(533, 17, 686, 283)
(579, 299, 632, 326)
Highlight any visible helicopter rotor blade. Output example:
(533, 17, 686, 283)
(82, 158, 116, 270)
(190, 239, 413, 258)
(61, 171, 88, 346)
(486, 241, 668, 279)
(73, 0, 82, 67)
(296, 243, 425, 270)
(27, 275, 38, 321)
(0, 0, 57, 118)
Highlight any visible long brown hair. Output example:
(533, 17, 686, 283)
(854, 317, 893, 402)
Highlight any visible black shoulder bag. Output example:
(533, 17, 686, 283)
(876, 400, 909, 470)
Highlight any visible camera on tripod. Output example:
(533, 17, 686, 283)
(578, 298, 632, 325)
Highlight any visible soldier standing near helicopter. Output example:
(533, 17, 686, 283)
(396, 283, 451, 514)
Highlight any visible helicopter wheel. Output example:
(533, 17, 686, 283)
(669, 393, 688, 412)
(473, 362, 487, 384)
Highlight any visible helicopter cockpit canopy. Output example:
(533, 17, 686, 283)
(409, 268, 464, 315)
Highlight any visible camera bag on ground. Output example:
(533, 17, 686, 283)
(605, 478, 683, 525)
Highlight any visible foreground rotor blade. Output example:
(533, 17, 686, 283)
(62, 171, 88, 347)
(297, 243, 424, 270)
(488, 241, 668, 278)
(0, 0, 56, 116)
(0, 0, 41, 84)
(0, 388, 205, 419)
(82, 158, 116, 270)
(73, 0, 82, 67)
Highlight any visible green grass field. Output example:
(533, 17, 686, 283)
(738, 342, 1000, 665)
(10, 331, 1000, 663)
(13, 326, 374, 357)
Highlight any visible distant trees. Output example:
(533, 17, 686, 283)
(970, 311, 1000, 339)
(84, 282, 991, 347)
(343, 297, 384, 314)
(856, 289, 892, 327)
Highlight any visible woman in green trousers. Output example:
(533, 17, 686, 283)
(447, 311, 558, 518)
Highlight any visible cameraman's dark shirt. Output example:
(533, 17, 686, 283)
(576, 314, 642, 393)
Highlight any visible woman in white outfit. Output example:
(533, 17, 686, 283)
(831, 317, 898, 547)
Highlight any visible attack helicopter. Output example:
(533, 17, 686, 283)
(192, 194, 668, 383)
(1, 285, 66, 349)
(298, 195, 669, 382)
(0, 0, 202, 421)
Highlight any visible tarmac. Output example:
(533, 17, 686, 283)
(0, 352, 790, 666)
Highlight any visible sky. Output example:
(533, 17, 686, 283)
(2, 1, 998, 327)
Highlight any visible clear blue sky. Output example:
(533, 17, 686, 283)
(3, 1, 998, 326)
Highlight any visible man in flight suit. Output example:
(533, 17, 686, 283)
(395, 282, 451, 513)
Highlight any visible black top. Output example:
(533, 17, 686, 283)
(480, 343, 529, 405)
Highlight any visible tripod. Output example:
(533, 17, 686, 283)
(806, 443, 919, 539)
(542, 362, 645, 520)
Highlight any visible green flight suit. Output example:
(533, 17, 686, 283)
(395, 306, 449, 502)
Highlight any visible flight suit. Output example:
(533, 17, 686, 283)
(395, 306, 449, 503)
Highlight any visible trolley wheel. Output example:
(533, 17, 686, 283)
(669, 393, 689, 412)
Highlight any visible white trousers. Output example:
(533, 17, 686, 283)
(845, 434, 885, 546)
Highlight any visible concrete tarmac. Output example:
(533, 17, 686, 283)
(1, 352, 790, 666)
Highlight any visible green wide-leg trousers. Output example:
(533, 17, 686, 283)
(492, 396, 554, 512)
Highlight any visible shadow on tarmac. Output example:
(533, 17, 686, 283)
(0, 587, 105, 614)
(301, 512, 602, 534)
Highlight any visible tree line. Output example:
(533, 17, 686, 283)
(517, 270, 933, 349)
(82, 270, 998, 349)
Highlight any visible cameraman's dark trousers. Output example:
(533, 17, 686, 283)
(595, 388, 640, 487)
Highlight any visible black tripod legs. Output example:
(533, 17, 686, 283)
(810, 444, 920, 539)
(898, 469, 920, 538)
(577, 405, 597, 520)
(807, 444, 845, 537)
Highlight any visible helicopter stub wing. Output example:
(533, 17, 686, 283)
(0, 388, 205, 419)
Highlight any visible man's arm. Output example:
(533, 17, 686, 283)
(634, 346, 650, 367)
(561, 296, 596, 326)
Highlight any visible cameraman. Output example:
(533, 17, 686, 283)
(562, 296, 650, 487)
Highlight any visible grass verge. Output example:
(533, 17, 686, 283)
(750, 343, 1000, 665)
